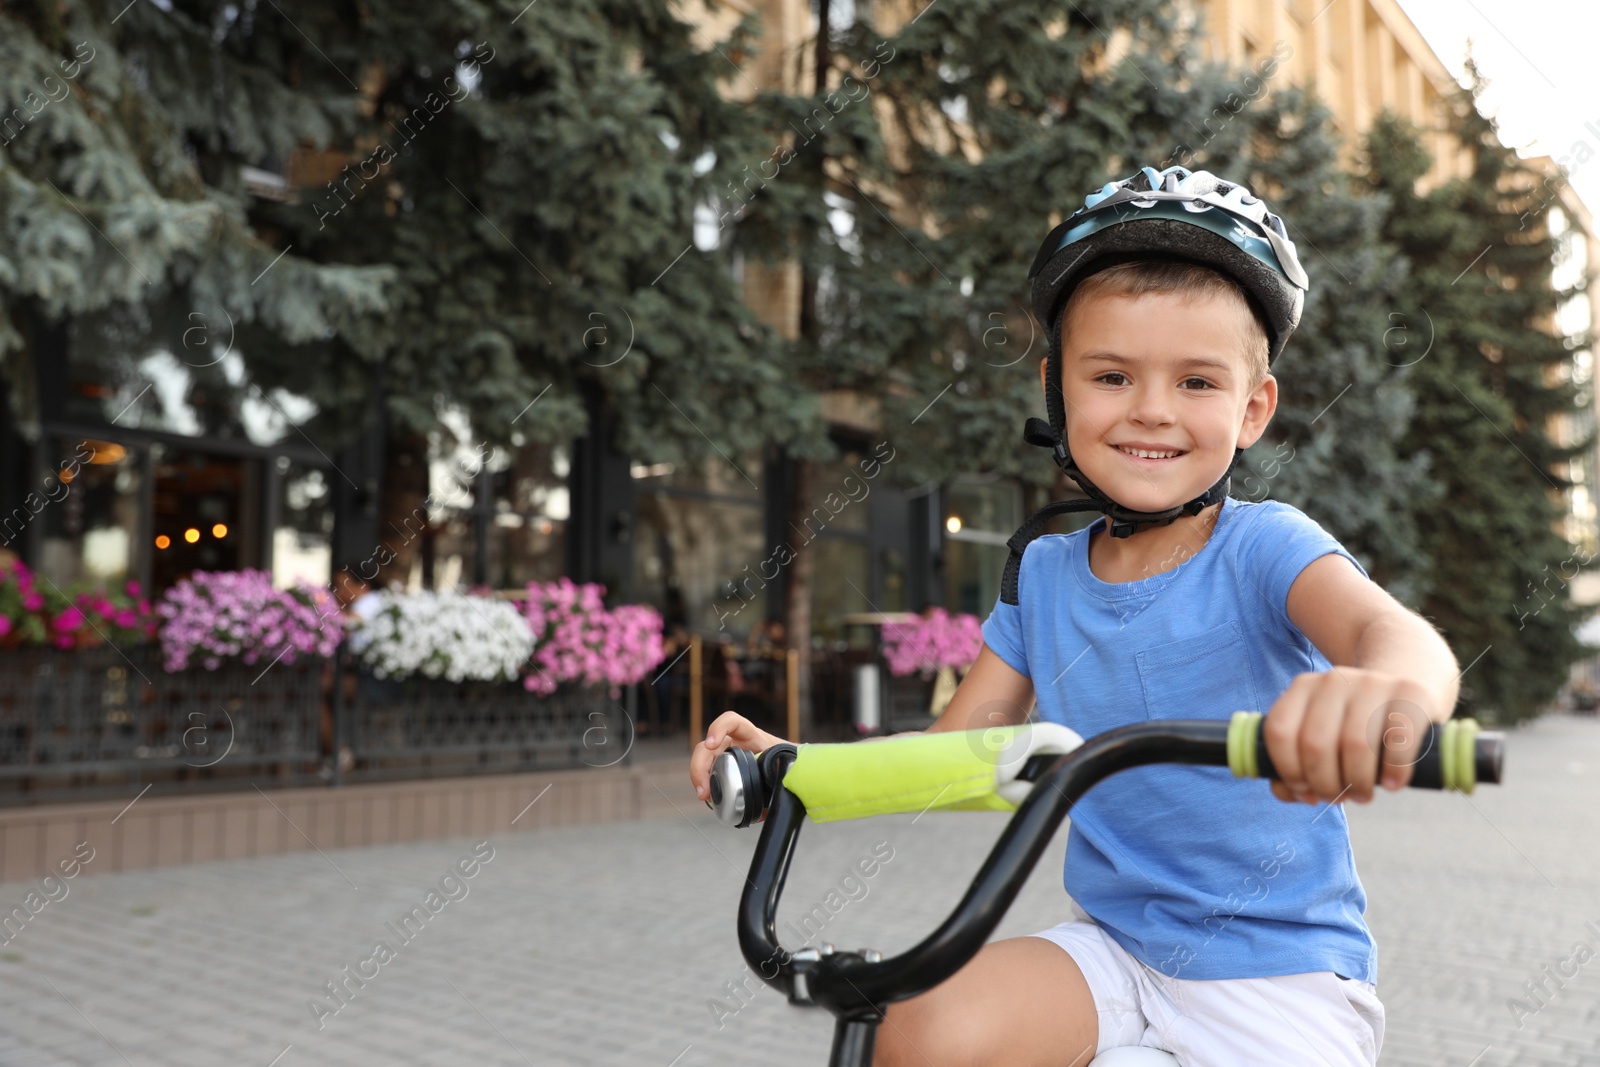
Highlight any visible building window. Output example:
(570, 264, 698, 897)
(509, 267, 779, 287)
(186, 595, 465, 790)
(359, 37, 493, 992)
(485, 441, 570, 589)
(802, 446, 875, 645)
(633, 456, 765, 635)
(35, 437, 141, 586)
(943, 475, 1022, 616)
(149, 445, 260, 593)
(272, 457, 333, 589)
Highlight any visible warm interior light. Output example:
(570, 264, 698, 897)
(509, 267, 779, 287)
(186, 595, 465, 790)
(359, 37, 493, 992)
(946, 516, 963, 533)
(212, 523, 228, 539)
(81, 440, 128, 465)
(155, 535, 171, 550)
(184, 528, 201, 544)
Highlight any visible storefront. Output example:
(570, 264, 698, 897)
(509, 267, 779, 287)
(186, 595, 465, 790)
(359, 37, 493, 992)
(1, 304, 1029, 639)
(0, 307, 364, 596)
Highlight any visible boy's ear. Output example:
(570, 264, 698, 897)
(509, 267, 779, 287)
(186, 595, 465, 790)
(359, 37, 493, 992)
(1235, 373, 1279, 450)
(1038, 356, 1049, 395)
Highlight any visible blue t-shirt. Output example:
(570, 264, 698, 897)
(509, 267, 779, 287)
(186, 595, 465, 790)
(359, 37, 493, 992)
(982, 497, 1378, 983)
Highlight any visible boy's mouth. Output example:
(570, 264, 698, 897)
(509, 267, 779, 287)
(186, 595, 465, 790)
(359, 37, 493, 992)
(1112, 443, 1188, 461)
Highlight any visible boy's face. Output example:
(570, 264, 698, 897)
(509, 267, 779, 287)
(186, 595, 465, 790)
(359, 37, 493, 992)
(1042, 289, 1277, 516)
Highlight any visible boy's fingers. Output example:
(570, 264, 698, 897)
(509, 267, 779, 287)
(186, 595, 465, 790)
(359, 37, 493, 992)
(1263, 675, 1314, 787)
(1297, 683, 1349, 800)
(1376, 695, 1429, 790)
(690, 712, 742, 796)
(692, 713, 783, 800)
(1339, 690, 1383, 803)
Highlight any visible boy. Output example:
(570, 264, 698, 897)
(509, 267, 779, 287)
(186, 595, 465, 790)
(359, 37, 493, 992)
(689, 166, 1460, 1066)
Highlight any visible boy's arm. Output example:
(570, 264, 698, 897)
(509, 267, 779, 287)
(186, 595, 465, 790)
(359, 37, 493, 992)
(1266, 553, 1461, 806)
(926, 644, 1036, 734)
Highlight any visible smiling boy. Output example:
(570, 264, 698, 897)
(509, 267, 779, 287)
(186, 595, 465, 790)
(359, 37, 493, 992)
(691, 166, 1461, 1066)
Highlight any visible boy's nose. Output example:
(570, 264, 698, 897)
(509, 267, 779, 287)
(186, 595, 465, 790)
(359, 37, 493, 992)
(1128, 386, 1176, 425)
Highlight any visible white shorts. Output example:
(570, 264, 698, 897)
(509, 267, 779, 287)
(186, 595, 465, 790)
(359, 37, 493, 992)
(1029, 916, 1385, 1067)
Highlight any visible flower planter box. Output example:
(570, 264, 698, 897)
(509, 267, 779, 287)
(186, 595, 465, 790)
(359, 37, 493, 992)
(0, 647, 635, 803)
(342, 667, 634, 781)
(0, 646, 324, 802)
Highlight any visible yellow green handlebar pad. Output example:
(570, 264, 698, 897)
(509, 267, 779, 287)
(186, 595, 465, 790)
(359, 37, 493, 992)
(1227, 711, 1483, 793)
(781, 728, 1029, 823)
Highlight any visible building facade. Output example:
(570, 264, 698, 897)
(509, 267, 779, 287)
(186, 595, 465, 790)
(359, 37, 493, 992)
(3, 0, 1593, 650)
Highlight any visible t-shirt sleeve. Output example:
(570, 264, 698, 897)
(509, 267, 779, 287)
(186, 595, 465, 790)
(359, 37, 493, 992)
(1236, 501, 1368, 623)
(981, 579, 1031, 680)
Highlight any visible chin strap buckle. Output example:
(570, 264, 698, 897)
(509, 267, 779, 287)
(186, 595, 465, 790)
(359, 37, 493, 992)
(1023, 417, 1073, 473)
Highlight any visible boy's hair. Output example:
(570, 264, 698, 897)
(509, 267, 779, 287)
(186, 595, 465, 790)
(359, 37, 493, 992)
(1058, 259, 1272, 390)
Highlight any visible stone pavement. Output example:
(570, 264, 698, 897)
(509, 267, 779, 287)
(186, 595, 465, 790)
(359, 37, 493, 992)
(0, 714, 1596, 1066)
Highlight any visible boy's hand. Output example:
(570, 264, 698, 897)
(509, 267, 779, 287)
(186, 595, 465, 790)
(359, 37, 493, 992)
(1262, 668, 1436, 806)
(689, 711, 789, 804)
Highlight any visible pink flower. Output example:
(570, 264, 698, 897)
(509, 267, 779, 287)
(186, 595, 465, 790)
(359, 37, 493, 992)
(22, 592, 44, 611)
(881, 609, 982, 677)
(156, 569, 340, 673)
(53, 607, 84, 632)
(517, 580, 665, 693)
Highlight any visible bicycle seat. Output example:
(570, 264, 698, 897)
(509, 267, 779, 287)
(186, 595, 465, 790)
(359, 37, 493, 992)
(1090, 1049, 1180, 1066)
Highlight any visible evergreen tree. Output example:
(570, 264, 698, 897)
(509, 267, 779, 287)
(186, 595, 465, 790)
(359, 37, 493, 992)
(0, 5, 390, 428)
(1169, 84, 1436, 603)
(0, 1, 825, 585)
(724, 0, 1209, 726)
(726, 1, 1435, 725)
(1364, 66, 1589, 724)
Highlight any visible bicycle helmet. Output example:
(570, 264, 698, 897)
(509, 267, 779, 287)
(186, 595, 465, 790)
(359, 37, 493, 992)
(1000, 165, 1309, 605)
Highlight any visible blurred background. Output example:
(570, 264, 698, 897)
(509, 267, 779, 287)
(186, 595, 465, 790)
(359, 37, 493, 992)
(0, 0, 1596, 1065)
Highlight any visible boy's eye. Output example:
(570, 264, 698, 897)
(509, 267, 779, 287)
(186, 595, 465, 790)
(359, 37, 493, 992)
(1180, 377, 1215, 390)
(1094, 372, 1128, 386)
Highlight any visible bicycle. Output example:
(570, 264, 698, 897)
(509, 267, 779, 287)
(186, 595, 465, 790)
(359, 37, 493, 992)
(707, 712, 1504, 1067)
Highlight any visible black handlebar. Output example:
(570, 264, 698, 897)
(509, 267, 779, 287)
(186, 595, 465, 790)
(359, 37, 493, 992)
(729, 717, 1502, 1067)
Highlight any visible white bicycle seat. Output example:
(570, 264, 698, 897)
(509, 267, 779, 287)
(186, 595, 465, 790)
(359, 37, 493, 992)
(1089, 1049, 1180, 1066)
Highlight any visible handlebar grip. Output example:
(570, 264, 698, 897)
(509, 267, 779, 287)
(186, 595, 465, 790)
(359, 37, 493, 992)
(1227, 711, 1503, 793)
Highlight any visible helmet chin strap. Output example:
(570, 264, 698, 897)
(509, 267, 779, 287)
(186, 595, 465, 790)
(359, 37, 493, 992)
(1023, 416, 1237, 538)
(999, 431, 1237, 606)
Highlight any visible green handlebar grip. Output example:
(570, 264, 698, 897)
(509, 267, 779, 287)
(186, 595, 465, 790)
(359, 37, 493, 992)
(1227, 711, 1504, 793)
(781, 727, 1031, 822)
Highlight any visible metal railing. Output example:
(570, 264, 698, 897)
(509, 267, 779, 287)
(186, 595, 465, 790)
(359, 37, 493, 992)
(0, 647, 628, 805)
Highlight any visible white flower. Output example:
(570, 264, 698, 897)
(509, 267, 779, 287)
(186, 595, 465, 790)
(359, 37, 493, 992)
(352, 590, 534, 683)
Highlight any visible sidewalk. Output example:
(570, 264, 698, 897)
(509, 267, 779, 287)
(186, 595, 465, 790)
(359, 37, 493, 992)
(0, 715, 1595, 1066)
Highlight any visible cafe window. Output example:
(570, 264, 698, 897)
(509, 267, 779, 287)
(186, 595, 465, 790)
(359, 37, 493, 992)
(425, 421, 571, 593)
(803, 446, 875, 644)
(426, 414, 491, 592)
(633, 455, 764, 635)
(35, 437, 141, 586)
(149, 445, 262, 594)
(943, 475, 1022, 616)
(272, 457, 333, 589)
(485, 440, 569, 589)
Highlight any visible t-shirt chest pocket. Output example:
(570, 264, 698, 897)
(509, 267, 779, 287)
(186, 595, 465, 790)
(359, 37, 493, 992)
(1135, 620, 1265, 721)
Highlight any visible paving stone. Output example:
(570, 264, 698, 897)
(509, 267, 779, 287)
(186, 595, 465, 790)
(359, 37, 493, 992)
(0, 714, 1596, 1065)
